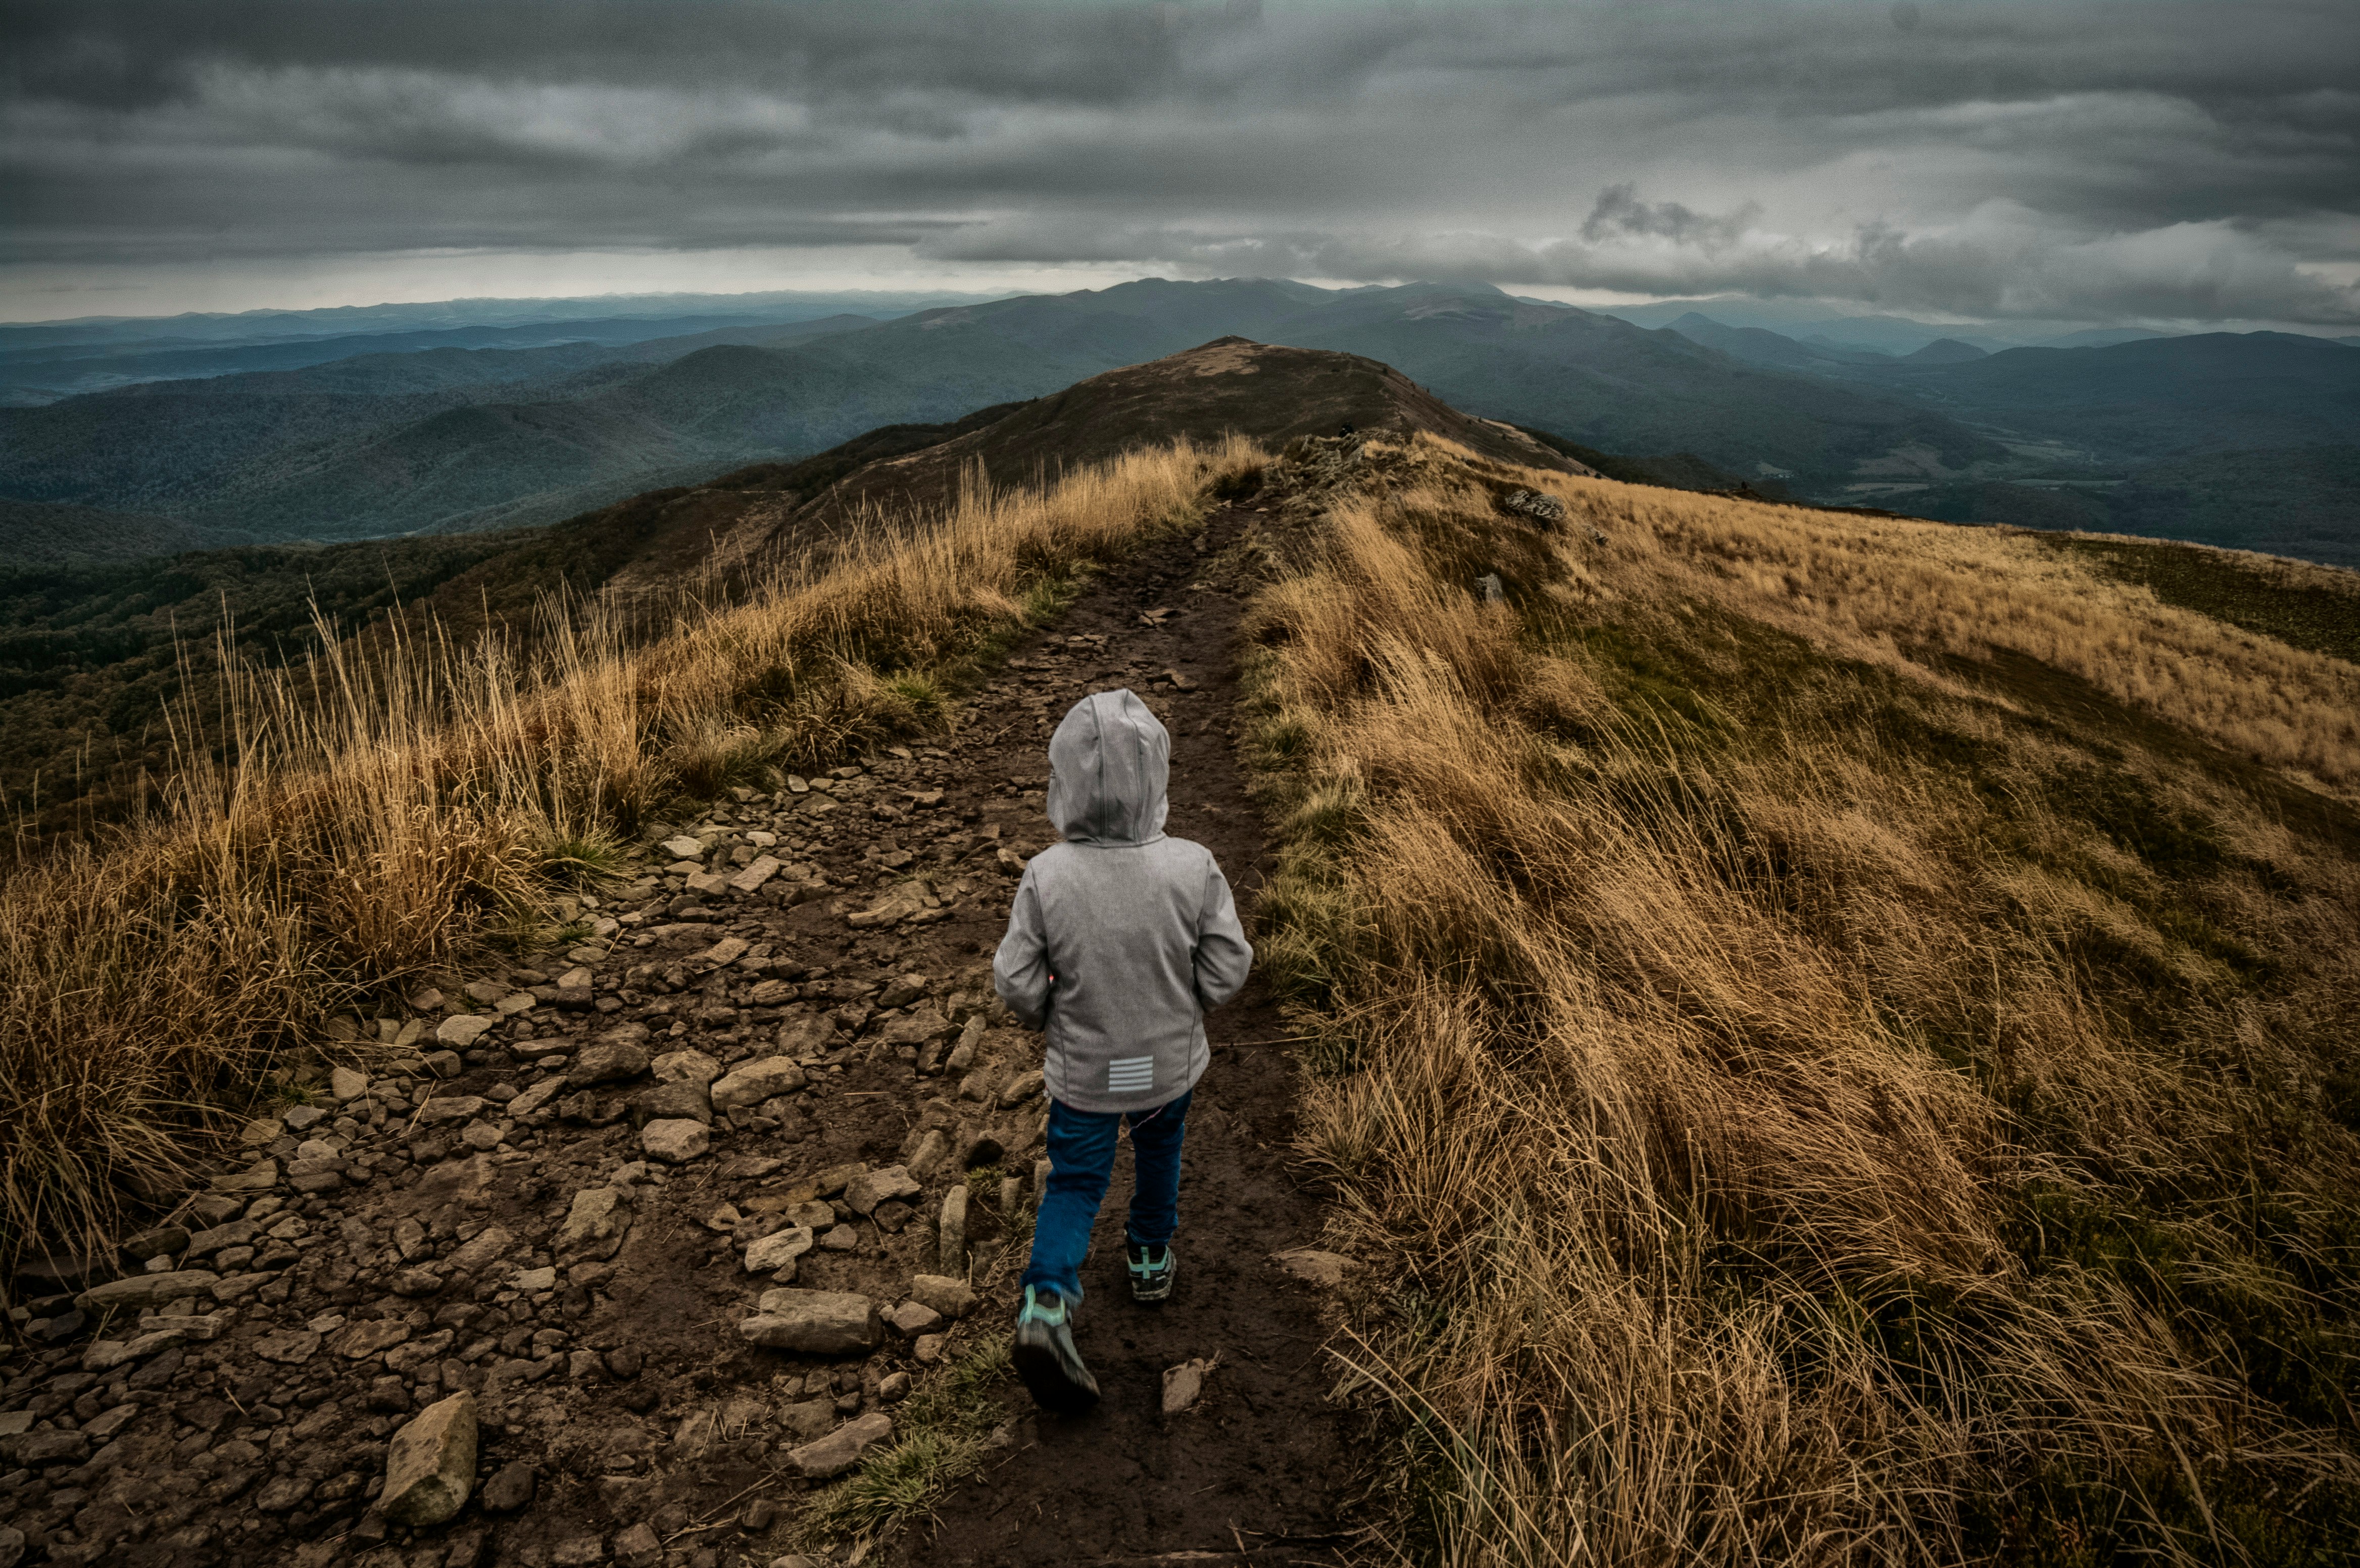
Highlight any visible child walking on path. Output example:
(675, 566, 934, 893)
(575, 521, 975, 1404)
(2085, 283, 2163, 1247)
(993, 689, 1254, 1412)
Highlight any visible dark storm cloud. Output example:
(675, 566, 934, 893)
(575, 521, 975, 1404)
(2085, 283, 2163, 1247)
(4, 1, 2356, 322)
(1582, 186, 1761, 251)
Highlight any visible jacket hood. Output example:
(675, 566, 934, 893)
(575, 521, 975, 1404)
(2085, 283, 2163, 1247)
(1046, 689, 1170, 846)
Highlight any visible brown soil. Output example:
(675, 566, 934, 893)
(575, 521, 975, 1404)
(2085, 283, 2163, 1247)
(0, 503, 1365, 1567)
(884, 505, 1362, 1568)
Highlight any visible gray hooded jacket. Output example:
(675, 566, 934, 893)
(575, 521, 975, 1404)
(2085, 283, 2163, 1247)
(993, 690, 1253, 1113)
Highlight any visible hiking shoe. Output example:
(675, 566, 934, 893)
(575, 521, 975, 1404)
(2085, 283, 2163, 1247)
(1012, 1285, 1100, 1414)
(1126, 1241, 1176, 1304)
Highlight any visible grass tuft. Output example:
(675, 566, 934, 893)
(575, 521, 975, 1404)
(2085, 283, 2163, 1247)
(797, 1335, 1016, 1544)
(532, 828, 631, 890)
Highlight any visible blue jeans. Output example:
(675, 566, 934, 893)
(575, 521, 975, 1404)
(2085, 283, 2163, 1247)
(1021, 1088, 1194, 1304)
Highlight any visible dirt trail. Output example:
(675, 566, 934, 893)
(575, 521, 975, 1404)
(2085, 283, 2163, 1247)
(0, 503, 1361, 1568)
(890, 505, 1360, 1567)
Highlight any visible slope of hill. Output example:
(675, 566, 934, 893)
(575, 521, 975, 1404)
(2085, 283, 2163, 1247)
(1601, 299, 2022, 350)
(0, 383, 504, 519)
(1627, 318, 2357, 473)
(776, 336, 1592, 534)
(0, 528, 528, 831)
(1255, 284, 2008, 478)
(0, 318, 925, 541)
(5, 276, 2354, 574)
(1901, 337, 1988, 363)
(1796, 312, 2017, 354)
(2039, 326, 2178, 349)
(0, 395, 1034, 832)
(3, 383, 2355, 1566)
(1239, 431, 2358, 1561)
(0, 498, 255, 569)
(1662, 311, 1889, 369)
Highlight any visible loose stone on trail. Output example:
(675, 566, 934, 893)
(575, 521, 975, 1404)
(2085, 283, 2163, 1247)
(740, 1289, 882, 1353)
(1162, 1356, 1218, 1414)
(380, 1391, 479, 1526)
(436, 1013, 495, 1047)
(640, 1117, 710, 1163)
(787, 1410, 893, 1478)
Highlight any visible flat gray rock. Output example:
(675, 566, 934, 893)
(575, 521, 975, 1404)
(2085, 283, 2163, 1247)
(908, 1274, 977, 1319)
(556, 1187, 634, 1262)
(710, 1056, 806, 1111)
(641, 1118, 710, 1164)
(568, 1037, 651, 1088)
(739, 1289, 880, 1354)
(381, 1391, 478, 1526)
(844, 1164, 920, 1216)
(786, 1411, 893, 1478)
(74, 1269, 219, 1313)
(435, 1014, 495, 1048)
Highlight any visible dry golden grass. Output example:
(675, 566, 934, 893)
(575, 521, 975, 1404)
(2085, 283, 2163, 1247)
(1536, 471, 2360, 795)
(1244, 439, 2360, 1563)
(0, 440, 1236, 1273)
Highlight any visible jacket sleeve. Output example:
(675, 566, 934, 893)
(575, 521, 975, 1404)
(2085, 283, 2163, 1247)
(1192, 858, 1254, 1012)
(993, 868, 1053, 1030)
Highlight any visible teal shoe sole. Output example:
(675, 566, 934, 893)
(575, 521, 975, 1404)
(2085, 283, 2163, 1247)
(1013, 1319, 1101, 1414)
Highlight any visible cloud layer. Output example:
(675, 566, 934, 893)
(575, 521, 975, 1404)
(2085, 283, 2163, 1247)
(5, 1, 2356, 322)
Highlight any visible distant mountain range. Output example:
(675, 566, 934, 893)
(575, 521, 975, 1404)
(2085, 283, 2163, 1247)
(1600, 298, 2191, 354)
(0, 311, 892, 403)
(2, 277, 2356, 572)
(0, 286, 997, 352)
(0, 278, 2016, 549)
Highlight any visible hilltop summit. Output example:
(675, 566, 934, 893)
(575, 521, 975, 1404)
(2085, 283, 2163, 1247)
(792, 337, 1594, 522)
(553, 338, 1595, 592)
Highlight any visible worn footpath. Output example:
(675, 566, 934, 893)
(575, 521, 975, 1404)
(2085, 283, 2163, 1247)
(0, 499, 1365, 1567)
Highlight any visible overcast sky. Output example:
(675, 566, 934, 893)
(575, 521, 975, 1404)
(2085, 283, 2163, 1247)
(4, 0, 2355, 326)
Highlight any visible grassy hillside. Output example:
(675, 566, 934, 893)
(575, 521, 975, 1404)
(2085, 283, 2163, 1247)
(0, 531, 530, 832)
(3, 403, 2356, 1556)
(0, 498, 255, 569)
(2033, 531, 2360, 665)
(0, 436, 1235, 1267)
(0, 401, 1030, 835)
(1238, 433, 2359, 1561)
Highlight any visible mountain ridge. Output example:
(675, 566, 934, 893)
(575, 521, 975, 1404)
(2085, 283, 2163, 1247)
(0, 279, 2019, 545)
(6, 278, 2357, 571)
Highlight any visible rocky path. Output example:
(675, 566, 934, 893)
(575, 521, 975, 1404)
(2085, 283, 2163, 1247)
(0, 502, 1362, 1567)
